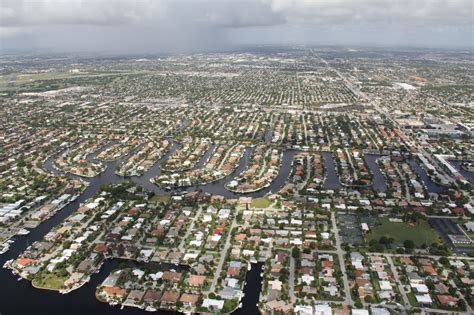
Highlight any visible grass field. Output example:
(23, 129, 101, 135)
(367, 217, 441, 247)
(407, 292, 420, 307)
(251, 197, 271, 208)
(151, 194, 171, 203)
(33, 273, 67, 290)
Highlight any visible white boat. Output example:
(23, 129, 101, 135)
(145, 306, 157, 312)
(0, 244, 10, 255)
(17, 229, 30, 235)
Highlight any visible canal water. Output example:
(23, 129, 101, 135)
(408, 159, 445, 193)
(448, 160, 474, 185)
(233, 263, 264, 315)
(321, 152, 342, 190)
(364, 154, 388, 192)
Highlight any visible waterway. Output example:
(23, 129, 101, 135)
(408, 159, 445, 193)
(233, 263, 264, 315)
(449, 160, 474, 185)
(364, 154, 388, 192)
(321, 152, 342, 190)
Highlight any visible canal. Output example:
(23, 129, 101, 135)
(408, 159, 445, 193)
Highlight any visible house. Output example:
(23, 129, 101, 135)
(188, 275, 206, 287)
(219, 287, 243, 300)
(323, 285, 338, 296)
(269, 279, 282, 291)
(16, 258, 36, 268)
(302, 286, 318, 295)
(371, 308, 390, 315)
(103, 286, 127, 299)
(350, 252, 364, 270)
(437, 295, 459, 307)
(314, 304, 332, 315)
(295, 305, 313, 315)
(143, 289, 162, 304)
(227, 266, 241, 276)
(180, 293, 199, 307)
(411, 283, 429, 294)
(421, 265, 437, 276)
(202, 298, 224, 311)
(415, 294, 433, 305)
(127, 290, 145, 302)
(352, 309, 369, 315)
(161, 290, 180, 305)
(408, 272, 423, 284)
(266, 300, 293, 313)
(162, 271, 182, 283)
(379, 280, 392, 291)
(434, 282, 449, 294)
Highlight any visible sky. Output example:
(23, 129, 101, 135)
(0, 0, 472, 54)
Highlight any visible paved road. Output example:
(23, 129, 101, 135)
(209, 209, 239, 293)
(449, 279, 473, 313)
(386, 254, 410, 307)
(331, 212, 353, 305)
(289, 255, 296, 303)
(178, 206, 203, 252)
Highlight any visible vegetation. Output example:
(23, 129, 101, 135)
(251, 197, 271, 208)
(367, 217, 440, 248)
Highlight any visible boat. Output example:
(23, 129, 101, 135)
(17, 277, 22, 281)
(17, 229, 30, 235)
(461, 162, 474, 172)
(145, 306, 157, 312)
(0, 244, 10, 255)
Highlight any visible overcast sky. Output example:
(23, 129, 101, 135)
(0, 0, 472, 54)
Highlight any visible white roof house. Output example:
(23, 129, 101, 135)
(352, 309, 369, 315)
(314, 304, 332, 315)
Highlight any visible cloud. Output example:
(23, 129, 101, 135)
(0, 0, 472, 52)
(0, 0, 163, 27)
(268, 0, 472, 29)
(1, 0, 471, 31)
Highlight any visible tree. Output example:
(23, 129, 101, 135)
(439, 257, 449, 265)
(403, 240, 415, 249)
(379, 236, 390, 245)
(291, 246, 301, 259)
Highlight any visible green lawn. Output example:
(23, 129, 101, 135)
(151, 194, 170, 203)
(407, 292, 420, 307)
(367, 217, 441, 247)
(251, 197, 271, 208)
(33, 273, 67, 290)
